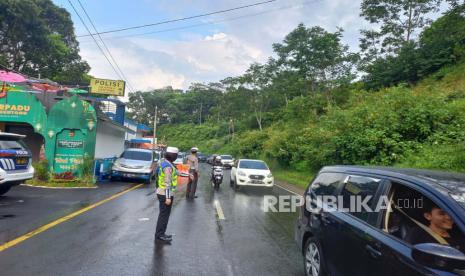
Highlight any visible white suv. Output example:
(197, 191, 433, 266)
(0, 133, 35, 195)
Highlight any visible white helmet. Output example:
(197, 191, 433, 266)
(191, 147, 199, 153)
(215, 156, 222, 161)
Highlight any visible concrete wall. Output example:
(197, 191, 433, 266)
(95, 121, 125, 159)
(124, 122, 137, 141)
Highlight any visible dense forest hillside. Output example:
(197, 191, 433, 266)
(126, 3, 465, 185)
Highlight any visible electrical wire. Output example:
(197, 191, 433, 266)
(75, 0, 136, 93)
(78, 0, 322, 43)
(77, 0, 277, 37)
(67, 0, 128, 88)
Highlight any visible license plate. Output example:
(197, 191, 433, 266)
(16, 158, 28, 165)
(251, 180, 263, 184)
(124, 173, 137, 178)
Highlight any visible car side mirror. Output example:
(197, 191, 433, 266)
(154, 158, 159, 162)
(412, 243, 465, 272)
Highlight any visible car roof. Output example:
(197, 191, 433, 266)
(238, 159, 266, 162)
(0, 132, 26, 139)
(321, 166, 465, 194)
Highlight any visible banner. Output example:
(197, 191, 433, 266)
(89, 78, 125, 96)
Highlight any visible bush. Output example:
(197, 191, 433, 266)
(34, 159, 50, 181)
(81, 155, 94, 177)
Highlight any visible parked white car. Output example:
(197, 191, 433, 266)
(230, 159, 274, 189)
(0, 132, 35, 195)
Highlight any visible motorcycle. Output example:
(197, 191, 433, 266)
(211, 165, 223, 190)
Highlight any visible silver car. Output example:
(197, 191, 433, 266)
(111, 148, 157, 183)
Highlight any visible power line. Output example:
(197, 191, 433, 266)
(79, 0, 321, 43)
(77, 0, 277, 37)
(75, 0, 136, 93)
(67, 0, 130, 92)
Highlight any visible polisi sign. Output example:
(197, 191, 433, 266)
(90, 78, 125, 96)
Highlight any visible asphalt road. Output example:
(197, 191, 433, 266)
(0, 164, 304, 276)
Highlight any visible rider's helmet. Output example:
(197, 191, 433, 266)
(191, 147, 199, 153)
(215, 156, 222, 162)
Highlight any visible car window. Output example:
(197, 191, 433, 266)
(340, 175, 382, 224)
(238, 160, 268, 170)
(221, 155, 233, 160)
(121, 151, 152, 161)
(0, 140, 26, 150)
(309, 173, 346, 196)
(383, 182, 465, 253)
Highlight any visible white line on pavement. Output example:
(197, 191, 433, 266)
(214, 200, 225, 220)
(274, 183, 300, 196)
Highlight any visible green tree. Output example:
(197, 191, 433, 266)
(273, 24, 358, 96)
(0, 0, 89, 83)
(360, 0, 442, 58)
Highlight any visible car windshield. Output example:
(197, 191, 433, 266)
(221, 155, 232, 160)
(121, 151, 152, 161)
(0, 140, 26, 150)
(239, 160, 268, 170)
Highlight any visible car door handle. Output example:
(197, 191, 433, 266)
(365, 244, 382, 259)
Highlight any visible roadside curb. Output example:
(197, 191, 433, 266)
(20, 184, 98, 189)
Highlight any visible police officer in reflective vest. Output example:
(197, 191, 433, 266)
(155, 146, 179, 242)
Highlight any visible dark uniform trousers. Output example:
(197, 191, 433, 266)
(155, 194, 173, 238)
(186, 170, 198, 198)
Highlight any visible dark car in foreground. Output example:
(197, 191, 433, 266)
(296, 166, 465, 276)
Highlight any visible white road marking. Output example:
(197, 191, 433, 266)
(274, 183, 300, 196)
(214, 200, 225, 220)
(138, 218, 150, 221)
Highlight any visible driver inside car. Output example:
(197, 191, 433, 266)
(405, 200, 465, 253)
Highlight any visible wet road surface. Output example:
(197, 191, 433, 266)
(0, 164, 304, 275)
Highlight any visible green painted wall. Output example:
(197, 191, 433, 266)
(0, 92, 97, 176)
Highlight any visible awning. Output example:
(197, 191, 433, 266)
(130, 138, 152, 143)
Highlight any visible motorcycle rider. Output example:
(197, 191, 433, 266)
(211, 156, 222, 182)
(185, 147, 200, 199)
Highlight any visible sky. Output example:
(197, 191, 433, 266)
(52, 0, 370, 93)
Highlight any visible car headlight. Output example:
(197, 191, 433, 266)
(267, 173, 273, 178)
(238, 170, 246, 176)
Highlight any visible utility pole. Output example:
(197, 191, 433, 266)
(153, 105, 158, 148)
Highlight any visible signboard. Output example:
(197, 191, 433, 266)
(57, 140, 84, 149)
(54, 129, 85, 174)
(0, 104, 31, 116)
(90, 78, 125, 96)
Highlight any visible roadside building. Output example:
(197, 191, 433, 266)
(0, 89, 133, 175)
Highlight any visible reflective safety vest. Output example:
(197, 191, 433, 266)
(157, 160, 178, 189)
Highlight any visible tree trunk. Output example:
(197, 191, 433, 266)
(254, 108, 263, 131)
(406, 1, 414, 42)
